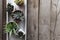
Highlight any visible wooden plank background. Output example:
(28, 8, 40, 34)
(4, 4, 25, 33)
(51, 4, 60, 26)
(39, 0, 50, 40)
(0, 0, 3, 40)
(1, 0, 60, 40)
(27, 0, 39, 40)
(27, 0, 60, 40)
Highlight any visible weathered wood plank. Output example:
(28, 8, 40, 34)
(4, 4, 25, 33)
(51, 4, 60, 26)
(50, 0, 58, 40)
(53, 0, 60, 40)
(27, 0, 39, 40)
(2, 0, 6, 40)
(0, 0, 3, 40)
(39, 0, 50, 40)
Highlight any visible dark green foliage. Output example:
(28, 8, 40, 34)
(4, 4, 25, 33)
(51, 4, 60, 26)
(11, 10, 24, 22)
(18, 31, 23, 37)
(7, 3, 14, 14)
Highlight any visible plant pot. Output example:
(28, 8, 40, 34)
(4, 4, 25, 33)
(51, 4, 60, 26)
(17, 29, 25, 38)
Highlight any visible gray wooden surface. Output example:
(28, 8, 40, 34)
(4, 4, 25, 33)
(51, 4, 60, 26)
(27, 0, 60, 40)
(39, 0, 50, 40)
(27, 0, 39, 40)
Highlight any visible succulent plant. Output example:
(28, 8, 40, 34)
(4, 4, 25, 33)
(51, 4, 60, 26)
(5, 22, 25, 37)
(5, 22, 18, 36)
(11, 10, 24, 23)
(14, 0, 24, 6)
(18, 31, 24, 37)
(17, 29, 25, 38)
(7, 3, 14, 14)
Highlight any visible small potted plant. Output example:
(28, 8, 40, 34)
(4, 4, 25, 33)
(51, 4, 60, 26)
(11, 10, 24, 23)
(6, 3, 14, 15)
(17, 29, 25, 38)
(5, 22, 25, 38)
(5, 22, 18, 36)
(14, 0, 24, 6)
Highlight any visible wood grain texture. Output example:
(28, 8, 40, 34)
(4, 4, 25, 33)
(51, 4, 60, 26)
(2, 0, 6, 40)
(53, 0, 60, 40)
(27, 0, 39, 40)
(0, 0, 3, 40)
(50, 0, 58, 40)
(39, 0, 51, 40)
